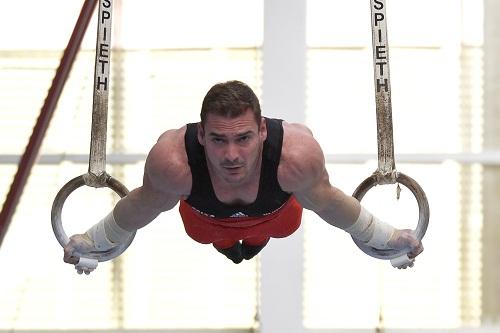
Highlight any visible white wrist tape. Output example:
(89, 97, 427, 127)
(76, 257, 99, 273)
(344, 206, 395, 249)
(86, 211, 133, 251)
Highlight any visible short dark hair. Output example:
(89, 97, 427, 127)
(200, 80, 261, 127)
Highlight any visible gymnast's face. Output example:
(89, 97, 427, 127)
(198, 109, 267, 185)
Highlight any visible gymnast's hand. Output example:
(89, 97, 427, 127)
(63, 211, 132, 275)
(384, 229, 423, 269)
(63, 233, 99, 274)
(344, 207, 424, 269)
(387, 229, 423, 259)
(63, 233, 94, 265)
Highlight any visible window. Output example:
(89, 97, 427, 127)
(0, 0, 493, 331)
(0, 0, 262, 330)
(304, 0, 483, 329)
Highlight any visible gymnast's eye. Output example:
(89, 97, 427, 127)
(211, 137, 226, 144)
(237, 135, 250, 143)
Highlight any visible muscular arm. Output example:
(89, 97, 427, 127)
(295, 171, 361, 229)
(279, 123, 423, 265)
(279, 123, 360, 229)
(112, 175, 180, 232)
(63, 128, 191, 270)
(112, 128, 191, 232)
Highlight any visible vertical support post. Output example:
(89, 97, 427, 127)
(260, 0, 306, 332)
(459, 0, 484, 325)
(482, 0, 500, 323)
(262, 0, 306, 124)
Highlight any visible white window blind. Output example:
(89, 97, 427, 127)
(0, 0, 262, 330)
(0, 0, 491, 331)
(304, 0, 483, 329)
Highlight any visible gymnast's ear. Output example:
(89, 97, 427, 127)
(197, 123, 205, 146)
(259, 117, 267, 141)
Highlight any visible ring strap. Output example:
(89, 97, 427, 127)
(89, 0, 114, 181)
(370, 0, 396, 180)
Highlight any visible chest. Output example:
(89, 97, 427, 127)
(210, 175, 260, 205)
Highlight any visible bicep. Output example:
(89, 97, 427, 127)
(281, 125, 360, 227)
(112, 170, 181, 231)
(140, 137, 190, 211)
(141, 168, 181, 212)
(293, 168, 330, 210)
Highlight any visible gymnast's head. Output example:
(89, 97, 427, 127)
(198, 81, 267, 184)
(200, 80, 262, 128)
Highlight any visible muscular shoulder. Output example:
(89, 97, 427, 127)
(278, 122, 327, 192)
(144, 126, 191, 196)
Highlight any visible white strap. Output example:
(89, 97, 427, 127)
(344, 206, 395, 249)
(390, 254, 414, 269)
(102, 211, 134, 243)
(75, 257, 99, 274)
(86, 216, 116, 251)
(85, 211, 133, 251)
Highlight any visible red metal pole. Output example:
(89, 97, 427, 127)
(0, 0, 98, 246)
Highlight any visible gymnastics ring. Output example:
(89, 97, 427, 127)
(51, 173, 135, 262)
(352, 171, 429, 260)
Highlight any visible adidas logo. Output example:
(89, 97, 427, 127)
(230, 212, 248, 218)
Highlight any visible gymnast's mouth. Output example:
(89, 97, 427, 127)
(225, 165, 242, 169)
(223, 165, 244, 173)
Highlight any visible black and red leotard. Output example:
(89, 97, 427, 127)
(178, 118, 303, 247)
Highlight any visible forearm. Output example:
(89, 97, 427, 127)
(311, 187, 362, 229)
(113, 186, 179, 232)
(83, 186, 179, 251)
(314, 190, 396, 249)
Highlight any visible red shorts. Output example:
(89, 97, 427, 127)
(178, 196, 303, 246)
